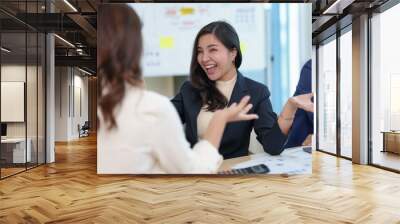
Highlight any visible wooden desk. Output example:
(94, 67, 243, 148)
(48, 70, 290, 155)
(219, 146, 312, 174)
(381, 131, 400, 154)
(1, 138, 32, 164)
(219, 155, 253, 171)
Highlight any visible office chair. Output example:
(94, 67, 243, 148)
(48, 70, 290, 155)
(79, 121, 90, 138)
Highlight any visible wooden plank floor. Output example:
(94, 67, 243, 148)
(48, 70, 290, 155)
(373, 151, 400, 171)
(1, 167, 26, 178)
(1, 135, 400, 223)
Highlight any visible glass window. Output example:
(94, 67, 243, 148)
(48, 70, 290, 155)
(371, 3, 400, 171)
(318, 36, 337, 154)
(1, 30, 28, 177)
(339, 29, 352, 158)
(27, 30, 38, 169)
(0, 1, 46, 179)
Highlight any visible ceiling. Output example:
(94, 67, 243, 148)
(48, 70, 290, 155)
(311, 0, 391, 44)
(1, 0, 97, 74)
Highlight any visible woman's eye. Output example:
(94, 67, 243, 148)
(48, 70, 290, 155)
(210, 48, 217, 52)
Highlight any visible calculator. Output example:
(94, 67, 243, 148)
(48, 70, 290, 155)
(219, 164, 270, 175)
(302, 146, 312, 154)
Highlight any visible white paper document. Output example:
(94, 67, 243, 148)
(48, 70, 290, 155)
(232, 147, 312, 174)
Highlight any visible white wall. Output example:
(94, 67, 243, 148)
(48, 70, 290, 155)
(1, 63, 46, 163)
(55, 67, 68, 141)
(55, 67, 89, 141)
(72, 73, 89, 138)
(1, 65, 36, 138)
(144, 76, 175, 98)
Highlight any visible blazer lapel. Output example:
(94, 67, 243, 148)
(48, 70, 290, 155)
(228, 71, 249, 106)
(187, 71, 248, 141)
(188, 91, 201, 141)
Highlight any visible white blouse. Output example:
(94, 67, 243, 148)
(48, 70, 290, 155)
(197, 75, 237, 139)
(97, 86, 223, 174)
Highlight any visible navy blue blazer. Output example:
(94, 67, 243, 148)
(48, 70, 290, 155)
(171, 72, 287, 159)
(284, 60, 314, 148)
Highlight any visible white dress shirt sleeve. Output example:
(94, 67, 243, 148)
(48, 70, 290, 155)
(151, 99, 223, 174)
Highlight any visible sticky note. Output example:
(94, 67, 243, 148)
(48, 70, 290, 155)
(180, 7, 194, 15)
(240, 42, 247, 53)
(160, 36, 174, 49)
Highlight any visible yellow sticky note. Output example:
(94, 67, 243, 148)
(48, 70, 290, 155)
(160, 36, 174, 49)
(240, 42, 247, 53)
(180, 7, 194, 15)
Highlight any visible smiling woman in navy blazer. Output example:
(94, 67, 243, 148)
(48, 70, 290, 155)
(171, 21, 313, 159)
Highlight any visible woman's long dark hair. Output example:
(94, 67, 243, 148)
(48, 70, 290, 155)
(190, 21, 242, 111)
(98, 4, 143, 130)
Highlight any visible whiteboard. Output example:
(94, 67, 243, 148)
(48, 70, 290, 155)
(1, 82, 25, 122)
(129, 3, 266, 77)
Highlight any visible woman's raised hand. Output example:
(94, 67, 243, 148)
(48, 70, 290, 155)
(289, 93, 314, 113)
(216, 95, 259, 123)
